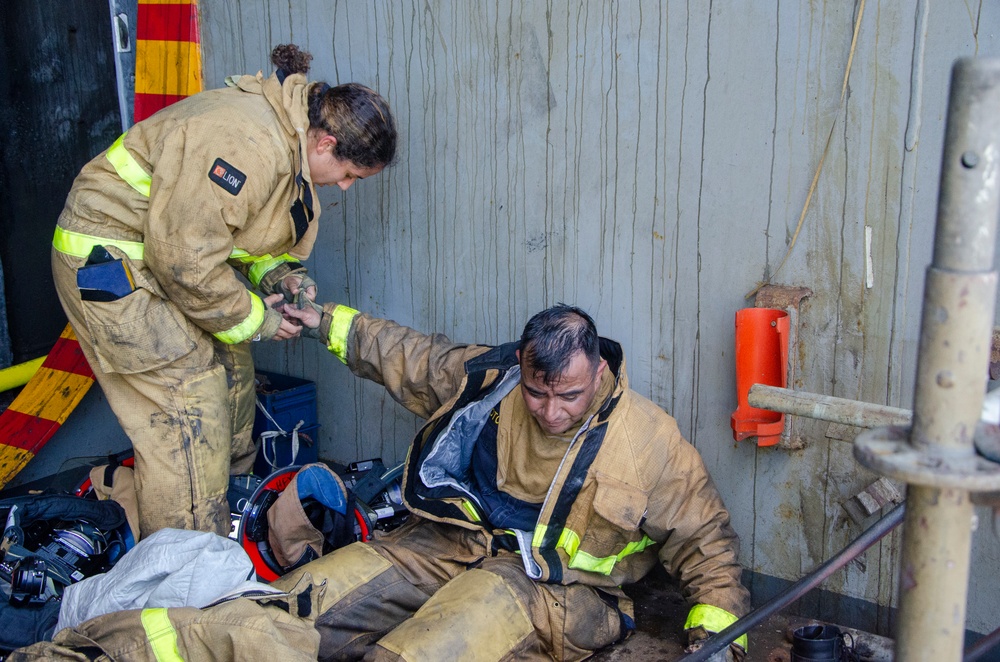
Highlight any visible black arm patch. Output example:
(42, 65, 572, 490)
(208, 158, 246, 196)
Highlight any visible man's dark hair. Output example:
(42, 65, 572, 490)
(519, 304, 600, 384)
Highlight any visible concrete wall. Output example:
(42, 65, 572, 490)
(198, 0, 999, 635)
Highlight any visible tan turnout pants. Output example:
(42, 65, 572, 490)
(52, 248, 257, 538)
(272, 517, 630, 661)
(9, 575, 322, 661)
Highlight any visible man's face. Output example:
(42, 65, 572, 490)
(518, 349, 607, 435)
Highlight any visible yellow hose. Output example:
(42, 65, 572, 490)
(0, 356, 46, 393)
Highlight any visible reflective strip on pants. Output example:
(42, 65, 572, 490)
(140, 608, 183, 662)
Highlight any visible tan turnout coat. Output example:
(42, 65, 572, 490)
(346, 313, 751, 618)
(56, 70, 319, 340)
(9, 576, 323, 661)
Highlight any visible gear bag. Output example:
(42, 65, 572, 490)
(0, 494, 129, 652)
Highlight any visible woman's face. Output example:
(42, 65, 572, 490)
(306, 132, 384, 190)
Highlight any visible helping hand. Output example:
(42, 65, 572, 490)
(279, 273, 317, 304)
(262, 293, 303, 340)
(281, 300, 324, 331)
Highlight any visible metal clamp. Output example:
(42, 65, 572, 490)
(854, 423, 1000, 491)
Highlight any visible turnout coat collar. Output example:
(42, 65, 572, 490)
(401, 337, 647, 586)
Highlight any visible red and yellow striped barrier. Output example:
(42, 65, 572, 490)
(134, 0, 203, 122)
(0, 326, 95, 489)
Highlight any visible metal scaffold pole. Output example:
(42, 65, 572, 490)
(855, 58, 1000, 661)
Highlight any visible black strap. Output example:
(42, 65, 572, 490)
(102, 465, 116, 489)
(290, 148, 314, 245)
(319, 491, 357, 554)
(0, 494, 126, 532)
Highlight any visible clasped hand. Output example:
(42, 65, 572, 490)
(260, 293, 324, 342)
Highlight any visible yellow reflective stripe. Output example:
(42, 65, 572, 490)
(247, 255, 295, 287)
(461, 499, 482, 522)
(532, 523, 656, 575)
(106, 133, 151, 197)
(557, 527, 580, 557)
(213, 292, 265, 344)
(326, 305, 359, 363)
(140, 608, 183, 662)
(228, 250, 297, 287)
(685, 603, 747, 651)
(565, 534, 656, 575)
(52, 226, 145, 261)
(52, 230, 274, 286)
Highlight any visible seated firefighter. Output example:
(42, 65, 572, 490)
(278, 302, 751, 661)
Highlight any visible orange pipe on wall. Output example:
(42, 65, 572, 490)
(730, 307, 790, 447)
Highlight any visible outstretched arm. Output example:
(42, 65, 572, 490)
(284, 302, 491, 419)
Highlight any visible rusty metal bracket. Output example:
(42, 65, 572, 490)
(753, 285, 813, 449)
(855, 423, 1000, 492)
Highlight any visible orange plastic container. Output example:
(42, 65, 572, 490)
(730, 308, 789, 446)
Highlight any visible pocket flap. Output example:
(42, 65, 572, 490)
(593, 472, 648, 530)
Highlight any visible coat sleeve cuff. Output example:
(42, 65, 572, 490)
(212, 292, 268, 344)
(321, 304, 359, 363)
(684, 603, 747, 652)
(251, 307, 285, 342)
(256, 260, 306, 294)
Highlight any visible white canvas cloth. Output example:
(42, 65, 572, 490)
(56, 528, 269, 633)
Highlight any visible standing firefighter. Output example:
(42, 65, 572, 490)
(51, 44, 396, 538)
(280, 302, 751, 661)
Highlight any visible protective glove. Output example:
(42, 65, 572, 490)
(684, 626, 746, 662)
(277, 272, 317, 304)
(253, 307, 285, 342)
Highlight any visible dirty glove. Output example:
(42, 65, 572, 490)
(277, 271, 317, 304)
(253, 308, 285, 342)
(684, 626, 746, 662)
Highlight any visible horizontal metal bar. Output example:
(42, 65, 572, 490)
(748, 384, 912, 429)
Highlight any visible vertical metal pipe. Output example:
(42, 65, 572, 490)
(896, 58, 1000, 662)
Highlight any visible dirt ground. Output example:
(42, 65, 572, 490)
(591, 565, 888, 662)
